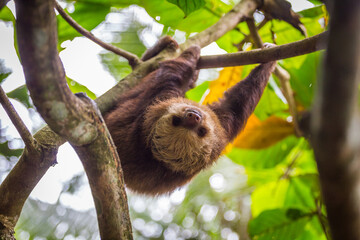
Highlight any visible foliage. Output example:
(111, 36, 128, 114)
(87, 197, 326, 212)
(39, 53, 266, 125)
(0, 0, 330, 239)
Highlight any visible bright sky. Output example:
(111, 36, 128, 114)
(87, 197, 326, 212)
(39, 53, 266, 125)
(0, 0, 314, 211)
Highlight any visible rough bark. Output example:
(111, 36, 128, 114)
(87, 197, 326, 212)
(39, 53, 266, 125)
(12, 0, 133, 238)
(310, 0, 360, 239)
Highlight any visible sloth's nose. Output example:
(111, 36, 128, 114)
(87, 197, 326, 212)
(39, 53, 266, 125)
(183, 110, 202, 128)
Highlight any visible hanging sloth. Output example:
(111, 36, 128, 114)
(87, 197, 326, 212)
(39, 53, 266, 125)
(105, 37, 276, 195)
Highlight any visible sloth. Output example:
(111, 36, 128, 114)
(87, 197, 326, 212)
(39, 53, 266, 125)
(104, 38, 276, 195)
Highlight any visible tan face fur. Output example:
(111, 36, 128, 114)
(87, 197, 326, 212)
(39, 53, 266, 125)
(144, 98, 225, 175)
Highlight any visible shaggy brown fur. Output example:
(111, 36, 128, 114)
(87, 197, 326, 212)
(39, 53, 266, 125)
(104, 40, 276, 195)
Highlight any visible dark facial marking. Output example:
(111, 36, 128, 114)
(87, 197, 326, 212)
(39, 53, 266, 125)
(172, 116, 182, 126)
(197, 127, 208, 137)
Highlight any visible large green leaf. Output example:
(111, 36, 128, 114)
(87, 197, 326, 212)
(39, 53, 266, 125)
(99, 7, 147, 81)
(228, 136, 299, 169)
(285, 174, 320, 209)
(140, 0, 229, 34)
(251, 174, 320, 217)
(280, 51, 322, 108)
(167, 0, 206, 17)
(57, 2, 111, 45)
(249, 208, 312, 240)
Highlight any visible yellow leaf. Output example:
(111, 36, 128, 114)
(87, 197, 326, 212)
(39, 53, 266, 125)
(232, 115, 295, 149)
(202, 66, 243, 104)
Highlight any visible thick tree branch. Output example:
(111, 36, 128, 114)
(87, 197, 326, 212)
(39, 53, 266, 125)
(310, 0, 360, 239)
(16, 0, 98, 146)
(198, 31, 328, 69)
(71, 95, 133, 239)
(181, 0, 262, 49)
(12, 0, 133, 238)
(0, 127, 59, 237)
(54, 1, 142, 68)
(0, 85, 35, 150)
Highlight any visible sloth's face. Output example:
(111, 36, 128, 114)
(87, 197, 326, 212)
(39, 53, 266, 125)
(145, 101, 221, 174)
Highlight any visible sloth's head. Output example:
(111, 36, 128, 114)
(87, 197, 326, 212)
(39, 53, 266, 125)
(144, 98, 226, 175)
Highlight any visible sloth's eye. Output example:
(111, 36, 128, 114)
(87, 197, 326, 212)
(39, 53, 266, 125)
(198, 127, 207, 137)
(172, 116, 181, 126)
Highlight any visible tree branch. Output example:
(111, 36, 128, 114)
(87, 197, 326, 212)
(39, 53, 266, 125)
(197, 31, 328, 69)
(16, 0, 99, 146)
(12, 0, 133, 238)
(71, 95, 133, 239)
(54, 1, 142, 68)
(0, 85, 36, 150)
(0, 126, 59, 237)
(181, 0, 262, 49)
(310, 0, 360, 239)
(235, 18, 269, 50)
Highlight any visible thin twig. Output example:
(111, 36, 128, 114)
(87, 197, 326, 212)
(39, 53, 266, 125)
(181, 0, 262, 49)
(54, 1, 142, 68)
(246, 18, 302, 136)
(0, 85, 36, 149)
(235, 18, 269, 50)
(246, 18, 264, 47)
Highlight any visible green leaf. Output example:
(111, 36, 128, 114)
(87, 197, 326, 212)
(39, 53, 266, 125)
(167, 0, 206, 17)
(6, 85, 32, 108)
(228, 136, 299, 169)
(298, 6, 325, 18)
(186, 81, 209, 102)
(99, 7, 147, 81)
(0, 59, 12, 83)
(254, 81, 288, 120)
(0, 6, 15, 22)
(216, 24, 247, 53)
(141, 0, 224, 34)
(66, 77, 97, 100)
(281, 52, 321, 108)
(57, 3, 110, 45)
(249, 208, 312, 240)
(0, 141, 23, 159)
(285, 174, 320, 209)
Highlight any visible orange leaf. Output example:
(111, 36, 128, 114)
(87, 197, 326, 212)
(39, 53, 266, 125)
(202, 66, 243, 104)
(232, 115, 295, 150)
